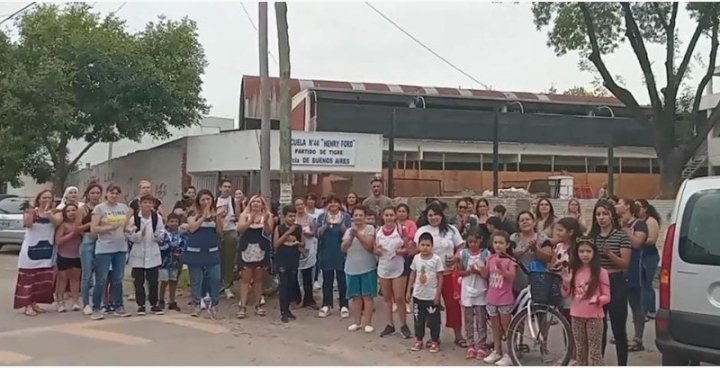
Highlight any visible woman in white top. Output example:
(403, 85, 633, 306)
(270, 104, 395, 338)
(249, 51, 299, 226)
(414, 202, 467, 348)
(14, 189, 62, 316)
(376, 206, 412, 339)
(294, 197, 319, 308)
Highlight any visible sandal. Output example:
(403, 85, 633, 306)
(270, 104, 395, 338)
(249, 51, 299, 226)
(454, 338, 468, 348)
(31, 305, 46, 314)
(254, 306, 266, 317)
(23, 307, 38, 317)
(628, 338, 645, 352)
(236, 306, 246, 319)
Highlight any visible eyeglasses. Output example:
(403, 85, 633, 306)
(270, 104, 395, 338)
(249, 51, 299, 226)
(458, 206, 468, 210)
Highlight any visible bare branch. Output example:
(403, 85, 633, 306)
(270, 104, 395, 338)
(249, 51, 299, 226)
(662, 3, 679, 96)
(579, 3, 647, 122)
(691, 14, 719, 123)
(68, 140, 98, 169)
(620, 3, 663, 113)
(674, 22, 706, 93)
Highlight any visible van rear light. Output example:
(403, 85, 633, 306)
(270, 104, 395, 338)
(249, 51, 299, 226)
(659, 223, 675, 310)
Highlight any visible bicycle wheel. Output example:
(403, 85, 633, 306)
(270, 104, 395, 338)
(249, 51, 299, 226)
(507, 304, 574, 366)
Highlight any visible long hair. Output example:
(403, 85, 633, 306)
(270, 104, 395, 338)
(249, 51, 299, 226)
(588, 199, 621, 238)
(34, 189, 54, 209)
(424, 202, 451, 236)
(556, 217, 581, 248)
(82, 182, 103, 203)
(636, 198, 661, 226)
(570, 237, 602, 301)
(194, 189, 216, 213)
(534, 197, 556, 231)
(61, 203, 79, 222)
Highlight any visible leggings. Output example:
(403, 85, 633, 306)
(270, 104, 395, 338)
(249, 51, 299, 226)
(573, 317, 604, 366)
(322, 269, 347, 309)
(627, 286, 645, 342)
(440, 273, 462, 329)
(602, 272, 629, 366)
(463, 306, 488, 348)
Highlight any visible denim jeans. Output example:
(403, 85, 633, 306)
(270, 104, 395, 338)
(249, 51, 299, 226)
(80, 241, 96, 307)
(189, 264, 221, 307)
(642, 248, 660, 314)
(93, 252, 127, 312)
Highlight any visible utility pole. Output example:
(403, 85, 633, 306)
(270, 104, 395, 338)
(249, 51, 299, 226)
(387, 109, 396, 198)
(258, 2, 271, 199)
(492, 107, 503, 197)
(275, 2, 292, 206)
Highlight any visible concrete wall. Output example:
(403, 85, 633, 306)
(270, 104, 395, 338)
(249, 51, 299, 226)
(65, 140, 186, 206)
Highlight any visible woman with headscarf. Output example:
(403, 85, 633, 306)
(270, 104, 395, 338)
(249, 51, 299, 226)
(56, 186, 83, 211)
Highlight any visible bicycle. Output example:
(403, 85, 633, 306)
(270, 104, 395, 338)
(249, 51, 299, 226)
(502, 255, 574, 366)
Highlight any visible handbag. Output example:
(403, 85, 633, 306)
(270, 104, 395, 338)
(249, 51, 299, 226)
(27, 240, 54, 261)
(529, 271, 562, 305)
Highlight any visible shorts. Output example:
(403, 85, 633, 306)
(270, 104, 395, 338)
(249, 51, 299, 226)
(402, 256, 412, 277)
(56, 255, 81, 271)
(486, 304, 513, 317)
(159, 268, 179, 282)
(346, 270, 378, 299)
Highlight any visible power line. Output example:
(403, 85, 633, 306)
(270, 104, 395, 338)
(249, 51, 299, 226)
(240, 1, 279, 66)
(0, 2, 36, 26)
(364, 2, 491, 90)
(111, 2, 127, 15)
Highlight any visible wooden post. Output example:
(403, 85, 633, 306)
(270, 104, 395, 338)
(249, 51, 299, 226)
(258, 2, 271, 199)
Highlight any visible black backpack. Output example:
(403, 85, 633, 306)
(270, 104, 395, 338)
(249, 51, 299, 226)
(134, 211, 159, 233)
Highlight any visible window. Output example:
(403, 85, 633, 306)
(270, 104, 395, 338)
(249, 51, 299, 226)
(679, 190, 720, 265)
(0, 197, 29, 214)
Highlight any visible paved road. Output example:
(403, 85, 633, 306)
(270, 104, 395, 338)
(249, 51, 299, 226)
(0, 245, 661, 365)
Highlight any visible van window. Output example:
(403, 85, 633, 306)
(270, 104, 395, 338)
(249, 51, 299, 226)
(0, 197, 30, 214)
(679, 189, 720, 265)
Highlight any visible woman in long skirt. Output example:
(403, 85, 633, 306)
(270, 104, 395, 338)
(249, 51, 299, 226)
(14, 190, 61, 316)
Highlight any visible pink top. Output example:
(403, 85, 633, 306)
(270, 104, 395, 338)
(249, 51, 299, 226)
(563, 266, 611, 319)
(401, 219, 417, 240)
(486, 254, 516, 307)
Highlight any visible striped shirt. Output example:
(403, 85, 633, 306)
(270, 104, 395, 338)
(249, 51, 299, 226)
(595, 229, 631, 272)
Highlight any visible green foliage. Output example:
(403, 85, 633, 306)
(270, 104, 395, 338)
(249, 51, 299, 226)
(532, 2, 720, 191)
(0, 3, 209, 188)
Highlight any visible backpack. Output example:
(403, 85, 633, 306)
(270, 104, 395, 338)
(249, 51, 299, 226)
(134, 211, 159, 233)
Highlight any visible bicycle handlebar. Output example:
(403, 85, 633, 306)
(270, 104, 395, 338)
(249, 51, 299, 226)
(498, 253, 530, 276)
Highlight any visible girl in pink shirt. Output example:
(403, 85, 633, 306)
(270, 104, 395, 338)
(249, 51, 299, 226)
(481, 231, 516, 366)
(561, 238, 610, 366)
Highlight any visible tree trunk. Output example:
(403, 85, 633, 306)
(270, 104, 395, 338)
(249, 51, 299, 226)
(658, 147, 685, 199)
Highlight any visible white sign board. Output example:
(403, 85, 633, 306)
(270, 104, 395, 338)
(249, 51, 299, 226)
(291, 133, 356, 166)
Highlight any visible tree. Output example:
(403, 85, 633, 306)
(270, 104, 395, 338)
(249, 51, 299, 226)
(0, 3, 209, 191)
(533, 3, 720, 195)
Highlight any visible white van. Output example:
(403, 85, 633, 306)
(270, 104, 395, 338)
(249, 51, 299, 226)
(656, 176, 720, 365)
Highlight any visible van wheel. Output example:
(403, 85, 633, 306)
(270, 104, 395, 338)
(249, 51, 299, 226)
(662, 354, 692, 366)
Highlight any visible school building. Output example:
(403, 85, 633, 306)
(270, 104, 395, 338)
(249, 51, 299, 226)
(239, 75, 660, 199)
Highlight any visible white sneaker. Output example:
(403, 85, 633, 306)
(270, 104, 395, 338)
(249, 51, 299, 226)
(260, 296, 266, 306)
(200, 298, 207, 310)
(71, 303, 81, 312)
(495, 354, 512, 366)
(224, 289, 235, 299)
(313, 281, 321, 291)
(364, 325, 374, 333)
(483, 351, 502, 364)
(318, 306, 330, 318)
(83, 305, 93, 316)
(348, 323, 362, 332)
(340, 306, 350, 319)
(57, 303, 66, 313)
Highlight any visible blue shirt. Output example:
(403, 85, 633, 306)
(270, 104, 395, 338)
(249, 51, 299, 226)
(316, 211, 352, 271)
(161, 230, 186, 270)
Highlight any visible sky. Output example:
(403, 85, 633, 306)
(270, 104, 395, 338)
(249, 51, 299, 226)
(0, 1, 715, 120)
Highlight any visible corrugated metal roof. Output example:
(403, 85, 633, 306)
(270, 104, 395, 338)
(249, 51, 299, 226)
(241, 75, 626, 120)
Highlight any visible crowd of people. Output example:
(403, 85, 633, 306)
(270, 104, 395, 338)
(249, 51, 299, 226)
(12, 177, 661, 366)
